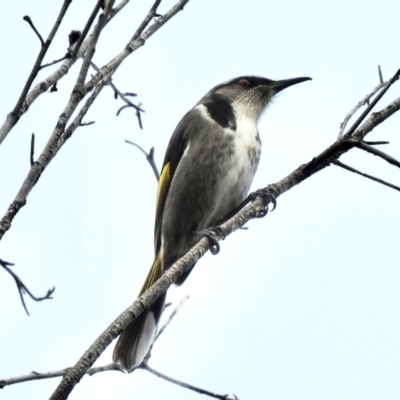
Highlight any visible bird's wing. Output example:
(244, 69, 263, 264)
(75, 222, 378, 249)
(139, 107, 210, 294)
(153, 110, 193, 254)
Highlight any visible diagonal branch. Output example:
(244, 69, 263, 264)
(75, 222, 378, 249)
(125, 140, 160, 180)
(355, 141, 400, 168)
(0, 0, 135, 144)
(342, 69, 400, 139)
(0, 0, 72, 145)
(338, 66, 398, 138)
(143, 365, 238, 400)
(333, 161, 400, 192)
(0, 0, 191, 242)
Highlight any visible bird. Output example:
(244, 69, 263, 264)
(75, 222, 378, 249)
(113, 75, 311, 371)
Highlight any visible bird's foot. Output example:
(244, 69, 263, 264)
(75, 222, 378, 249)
(196, 227, 223, 255)
(247, 185, 277, 218)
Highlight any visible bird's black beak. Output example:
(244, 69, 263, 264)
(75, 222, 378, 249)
(271, 77, 312, 93)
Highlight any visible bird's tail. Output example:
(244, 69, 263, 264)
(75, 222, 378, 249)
(113, 254, 165, 371)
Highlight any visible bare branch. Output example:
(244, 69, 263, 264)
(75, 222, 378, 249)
(40, 55, 68, 70)
(80, 121, 95, 126)
(143, 296, 189, 364)
(355, 141, 400, 168)
(363, 140, 389, 145)
(23, 16, 45, 46)
(333, 161, 400, 192)
(70, 0, 103, 61)
(0, 0, 192, 241)
(125, 140, 160, 180)
(0, 0, 133, 144)
(0, 258, 55, 316)
(338, 68, 400, 138)
(30, 133, 35, 166)
(341, 69, 400, 139)
(90, 61, 144, 128)
(0, 363, 123, 389)
(0, 1, 72, 145)
(378, 65, 384, 84)
(155, 295, 188, 341)
(143, 365, 238, 400)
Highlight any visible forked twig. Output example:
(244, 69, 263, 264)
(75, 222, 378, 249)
(0, 258, 55, 315)
(338, 68, 400, 138)
(125, 140, 160, 180)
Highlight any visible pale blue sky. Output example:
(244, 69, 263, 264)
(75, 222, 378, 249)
(1, 1, 400, 399)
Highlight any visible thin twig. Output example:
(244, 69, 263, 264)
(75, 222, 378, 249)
(0, 258, 55, 316)
(30, 133, 35, 166)
(0, 0, 135, 144)
(355, 142, 400, 168)
(90, 61, 144, 128)
(40, 56, 68, 70)
(70, 0, 103, 60)
(23, 16, 45, 46)
(333, 161, 400, 192)
(80, 121, 95, 126)
(125, 140, 160, 180)
(143, 365, 238, 400)
(338, 68, 400, 138)
(0, 363, 123, 389)
(143, 296, 189, 364)
(342, 69, 400, 139)
(155, 295, 189, 341)
(378, 65, 384, 84)
(0, 0, 72, 146)
(363, 140, 389, 145)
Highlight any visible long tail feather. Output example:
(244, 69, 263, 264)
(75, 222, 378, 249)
(113, 254, 164, 371)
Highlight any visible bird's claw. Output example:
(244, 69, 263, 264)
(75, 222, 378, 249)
(205, 231, 220, 255)
(197, 228, 221, 255)
(256, 208, 268, 218)
(251, 186, 277, 217)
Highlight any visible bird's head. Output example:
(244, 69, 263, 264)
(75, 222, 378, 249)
(202, 76, 311, 121)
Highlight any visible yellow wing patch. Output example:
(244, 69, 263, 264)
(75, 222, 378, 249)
(156, 162, 172, 213)
(139, 251, 162, 295)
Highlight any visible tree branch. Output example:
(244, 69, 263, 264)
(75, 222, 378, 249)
(355, 141, 400, 168)
(0, 0, 191, 242)
(23, 16, 45, 46)
(338, 68, 400, 138)
(143, 365, 238, 400)
(0, 0, 72, 145)
(0, 0, 134, 144)
(0, 258, 55, 316)
(333, 161, 400, 192)
(0, 297, 188, 388)
(90, 61, 144, 128)
(125, 140, 160, 180)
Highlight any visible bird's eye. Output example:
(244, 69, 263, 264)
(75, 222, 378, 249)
(238, 79, 250, 86)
